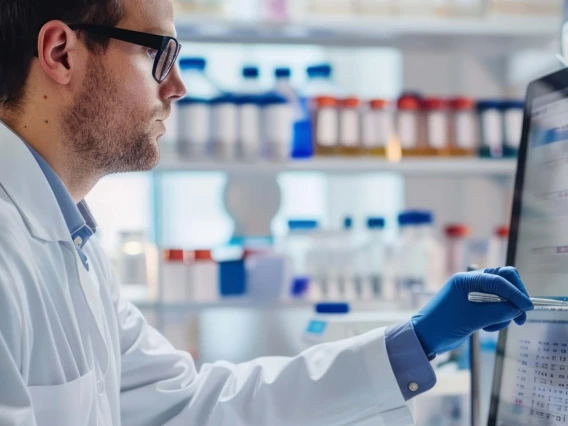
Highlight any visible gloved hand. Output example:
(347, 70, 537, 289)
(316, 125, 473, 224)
(412, 267, 534, 359)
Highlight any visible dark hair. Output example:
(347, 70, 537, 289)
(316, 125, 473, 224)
(0, 0, 125, 109)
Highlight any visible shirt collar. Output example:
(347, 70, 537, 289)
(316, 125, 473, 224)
(25, 144, 97, 247)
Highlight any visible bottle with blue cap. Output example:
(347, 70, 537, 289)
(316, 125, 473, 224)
(291, 64, 345, 160)
(391, 210, 444, 308)
(279, 219, 320, 300)
(478, 100, 505, 158)
(179, 57, 222, 100)
(337, 217, 358, 302)
(358, 217, 387, 301)
(502, 100, 524, 158)
(177, 57, 223, 159)
(241, 65, 263, 95)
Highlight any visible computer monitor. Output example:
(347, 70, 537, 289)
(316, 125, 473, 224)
(488, 68, 568, 425)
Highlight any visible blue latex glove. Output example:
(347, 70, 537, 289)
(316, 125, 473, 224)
(412, 267, 534, 359)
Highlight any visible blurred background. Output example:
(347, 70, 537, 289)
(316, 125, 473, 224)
(87, 1, 565, 424)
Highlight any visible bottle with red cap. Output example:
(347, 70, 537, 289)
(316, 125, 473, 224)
(423, 97, 451, 156)
(450, 97, 478, 157)
(312, 96, 339, 156)
(162, 249, 190, 303)
(361, 99, 394, 157)
(186, 249, 219, 302)
(338, 97, 362, 156)
(396, 94, 425, 157)
(444, 224, 471, 278)
(487, 226, 509, 267)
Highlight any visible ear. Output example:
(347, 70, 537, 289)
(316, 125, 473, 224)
(37, 21, 80, 86)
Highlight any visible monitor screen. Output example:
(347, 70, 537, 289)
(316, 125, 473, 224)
(512, 82, 568, 297)
(492, 309, 568, 425)
(489, 69, 568, 426)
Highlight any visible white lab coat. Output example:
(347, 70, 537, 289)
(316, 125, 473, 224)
(0, 123, 416, 426)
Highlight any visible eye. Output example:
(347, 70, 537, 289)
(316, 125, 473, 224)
(146, 48, 158, 60)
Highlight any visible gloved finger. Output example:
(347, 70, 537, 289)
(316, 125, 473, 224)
(484, 267, 531, 299)
(514, 311, 527, 326)
(483, 321, 511, 332)
(475, 273, 534, 312)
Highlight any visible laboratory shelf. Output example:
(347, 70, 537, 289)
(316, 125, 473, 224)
(154, 156, 517, 177)
(175, 15, 559, 51)
(129, 295, 402, 313)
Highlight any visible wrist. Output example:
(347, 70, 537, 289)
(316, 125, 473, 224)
(411, 316, 436, 361)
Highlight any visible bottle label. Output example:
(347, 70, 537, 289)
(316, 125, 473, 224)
(482, 110, 503, 150)
(317, 108, 339, 147)
(427, 111, 448, 149)
(455, 112, 477, 149)
(398, 112, 418, 149)
(339, 110, 360, 147)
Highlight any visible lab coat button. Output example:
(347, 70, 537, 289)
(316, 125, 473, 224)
(408, 382, 419, 392)
(74, 236, 83, 247)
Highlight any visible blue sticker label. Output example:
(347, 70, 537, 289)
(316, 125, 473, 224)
(306, 320, 327, 335)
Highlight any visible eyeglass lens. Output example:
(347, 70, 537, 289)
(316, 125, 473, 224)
(155, 38, 179, 82)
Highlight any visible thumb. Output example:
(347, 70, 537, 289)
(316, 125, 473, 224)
(473, 274, 533, 312)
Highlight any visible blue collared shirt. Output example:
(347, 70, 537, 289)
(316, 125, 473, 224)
(26, 145, 97, 270)
(385, 321, 437, 400)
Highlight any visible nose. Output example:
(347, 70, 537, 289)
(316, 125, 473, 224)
(160, 64, 187, 102)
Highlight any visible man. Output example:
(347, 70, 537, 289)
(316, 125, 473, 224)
(0, 1, 534, 425)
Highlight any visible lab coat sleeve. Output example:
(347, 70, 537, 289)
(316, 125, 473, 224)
(112, 285, 416, 426)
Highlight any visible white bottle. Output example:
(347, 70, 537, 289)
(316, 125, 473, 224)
(161, 249, 190, 302)
(237, 95, 263, 161)
(419, 213, 446, 295)
(359, 217, 386, 301)
(178, 98, 211, 159)
(177, 57, 222, 159)
(478, 100, 504, 158)
(264, 94, 294, 162)
(339, 217, 358, 302)
(211, 95, 239, 161)
(187, 250, 219, 302)
(393, 211, 431, 308)
(283, 220, 319, 298)
(486, 226, 509, 267)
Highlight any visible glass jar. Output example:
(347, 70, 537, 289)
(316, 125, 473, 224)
(338, 97, 362, 156)
(503, 100, 524, 158)
(362, 99, 394, 157)
(313, 96, 339, 156)
(450, 97, 478, 157)
(397, 94, 424, 157)
(424, 97, 450, 156)
(478, 100, 504, 159)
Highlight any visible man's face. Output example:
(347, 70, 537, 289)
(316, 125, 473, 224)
(62, 0, 186, 175)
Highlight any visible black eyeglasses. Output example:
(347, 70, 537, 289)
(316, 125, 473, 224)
(68, 24, 182, 83)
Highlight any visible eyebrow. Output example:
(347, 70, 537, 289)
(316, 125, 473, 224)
(144, 26, 176, 38)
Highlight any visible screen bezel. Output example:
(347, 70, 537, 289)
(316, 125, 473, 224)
(487, 67, 568, 426)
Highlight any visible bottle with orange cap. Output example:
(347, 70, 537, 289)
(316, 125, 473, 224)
(396, 94, 425, 157)
(361, 99, 394, 157)
(338, 97, 362, 156)
(312, 96, 339, 156)
(449, 97, 478, 157)
(424, 97, 451, 156)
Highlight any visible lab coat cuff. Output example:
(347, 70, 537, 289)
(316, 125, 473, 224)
(385, 321, 437, 401)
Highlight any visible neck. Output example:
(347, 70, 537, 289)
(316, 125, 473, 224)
(3, 105, 99, 204)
